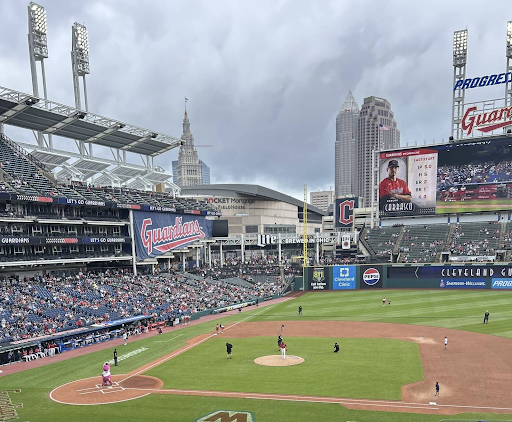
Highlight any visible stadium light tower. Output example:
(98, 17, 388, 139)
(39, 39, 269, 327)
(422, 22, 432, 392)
(71, 22, 91, 155)
(505, 21, 512, 108)
(27, 2, 50, 147)
(451, 29, 468, 141)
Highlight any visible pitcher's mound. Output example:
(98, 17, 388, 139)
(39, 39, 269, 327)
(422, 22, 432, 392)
(254, 355, 305, 366)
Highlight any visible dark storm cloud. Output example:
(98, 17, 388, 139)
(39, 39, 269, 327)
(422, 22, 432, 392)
(0, 0, 511, 199)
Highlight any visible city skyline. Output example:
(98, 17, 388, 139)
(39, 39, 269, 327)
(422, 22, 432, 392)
(1, 1, 511, 200)
(356, 96, 400, 207)
(335, 90, 359, 199)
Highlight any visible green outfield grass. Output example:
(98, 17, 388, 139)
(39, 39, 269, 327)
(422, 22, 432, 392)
(2, 289, 512, 422)
(147, 336, 423, 400)
(436, 198, 512, 213)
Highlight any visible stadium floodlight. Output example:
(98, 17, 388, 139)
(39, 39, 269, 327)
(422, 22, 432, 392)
(453, 29, 468, 67)
(72, 23, 90, 75)
(507, 21, 512, 58)
(28, 2, 48, 59)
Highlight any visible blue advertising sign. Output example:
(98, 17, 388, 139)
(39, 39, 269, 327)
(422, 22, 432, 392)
(132, 211, 212, 260)
(439, 279, 486, 289)
(453, 72, 512, 91)
(333, 266, 356, 290)
(491, 279, 512, 289)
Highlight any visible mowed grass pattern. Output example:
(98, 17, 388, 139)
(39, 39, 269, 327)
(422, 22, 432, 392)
(253, 290, 512, 337)
(147, 336, 423, 400)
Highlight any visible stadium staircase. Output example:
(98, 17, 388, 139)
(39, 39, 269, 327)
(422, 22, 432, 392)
(392, 226, 405, 255)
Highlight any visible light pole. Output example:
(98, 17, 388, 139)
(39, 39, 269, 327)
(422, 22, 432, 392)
(451, 29, 468, 141)
(505, 22, 512, 108)
(27, 2, 50, 148)
(71, 22, 91, 155)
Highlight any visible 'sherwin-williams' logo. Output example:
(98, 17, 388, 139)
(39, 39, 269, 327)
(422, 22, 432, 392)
(141, 217, 205, 255)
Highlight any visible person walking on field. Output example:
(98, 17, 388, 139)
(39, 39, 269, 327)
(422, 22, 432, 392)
(123, 332, 127, 346)
(382, 297, 386, 306)
(280, 341, 287, 359)
(113, 348, 118, 366)
(484, 310, 489, 324)
(226, 343, 233, 359)
(333, 342, 340, 353)
(435, 382, 440, 396)
(444, 336, 448, 350)
(298, 306, 302, 315)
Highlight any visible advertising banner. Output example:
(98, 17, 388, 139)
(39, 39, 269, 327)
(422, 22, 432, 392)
(132, 211, 212, 260)
(491, 278, 512, 289)
(359, 265, 383, 289)
(307, 267, 331, 290)
(379, 136, 512, 217)
(335, 198, 358, 228)
(387, 265, 511, 280)
(333, 265, 356, 290)
(439, 279, 486, 289)
(0, 236, 129, 245)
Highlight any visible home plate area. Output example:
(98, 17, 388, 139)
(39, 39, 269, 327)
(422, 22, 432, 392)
(50, 375, 163, 405)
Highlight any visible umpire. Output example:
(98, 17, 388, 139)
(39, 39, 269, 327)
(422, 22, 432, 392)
(226, 343, 233, 359)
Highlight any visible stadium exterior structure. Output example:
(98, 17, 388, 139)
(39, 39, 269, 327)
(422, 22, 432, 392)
(179, 184, 338, 261)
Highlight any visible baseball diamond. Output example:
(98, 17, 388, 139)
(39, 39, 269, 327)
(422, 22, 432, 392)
(2, 290, 512, 422)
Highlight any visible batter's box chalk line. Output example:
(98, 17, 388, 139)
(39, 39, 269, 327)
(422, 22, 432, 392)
(101, 387, 125, 394)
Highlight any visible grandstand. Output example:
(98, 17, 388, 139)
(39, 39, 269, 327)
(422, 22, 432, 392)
(362, 221, 507, 263)
(0, 133, 219, 268)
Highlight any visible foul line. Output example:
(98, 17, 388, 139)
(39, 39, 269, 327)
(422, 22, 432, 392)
(153, 334, 184, 343)
(119, 300, 289, 383)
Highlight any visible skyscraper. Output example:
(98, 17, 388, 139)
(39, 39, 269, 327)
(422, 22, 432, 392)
(200, 160, 210, 185)
(175, 109, 203, 187)
(335, 91, 359, 198)
(173, 159, 211, 186)
(356, 96, 400, 207)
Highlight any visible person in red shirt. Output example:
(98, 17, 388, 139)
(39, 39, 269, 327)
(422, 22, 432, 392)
(379, 160, 412, 209)
(280, 342, 287, 360)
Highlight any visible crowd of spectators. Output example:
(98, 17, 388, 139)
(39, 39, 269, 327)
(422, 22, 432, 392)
(0, 267, 285, 345)
(189, 256, 302, 281)
(317, 256, 366, 265)
(437, 160, 512, 194)
(449, 223, 499, 256)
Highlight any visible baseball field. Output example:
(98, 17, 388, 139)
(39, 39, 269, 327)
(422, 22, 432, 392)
(2, 289, 512, 422)
(436, 198, 512, 213)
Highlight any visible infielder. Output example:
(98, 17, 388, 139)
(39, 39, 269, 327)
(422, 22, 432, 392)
(280, 341, 287, 359)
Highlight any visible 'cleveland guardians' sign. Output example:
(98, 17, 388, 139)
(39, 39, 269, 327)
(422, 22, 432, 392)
(132, 211, 212, 260)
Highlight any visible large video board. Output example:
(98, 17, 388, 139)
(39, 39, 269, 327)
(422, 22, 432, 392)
(379, 137, 512, 217)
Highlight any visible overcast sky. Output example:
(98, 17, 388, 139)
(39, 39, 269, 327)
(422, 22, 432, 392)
(1, 0, 511, 200)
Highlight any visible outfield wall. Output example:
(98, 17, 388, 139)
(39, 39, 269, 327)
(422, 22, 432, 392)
(304, 264, 512, 290)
